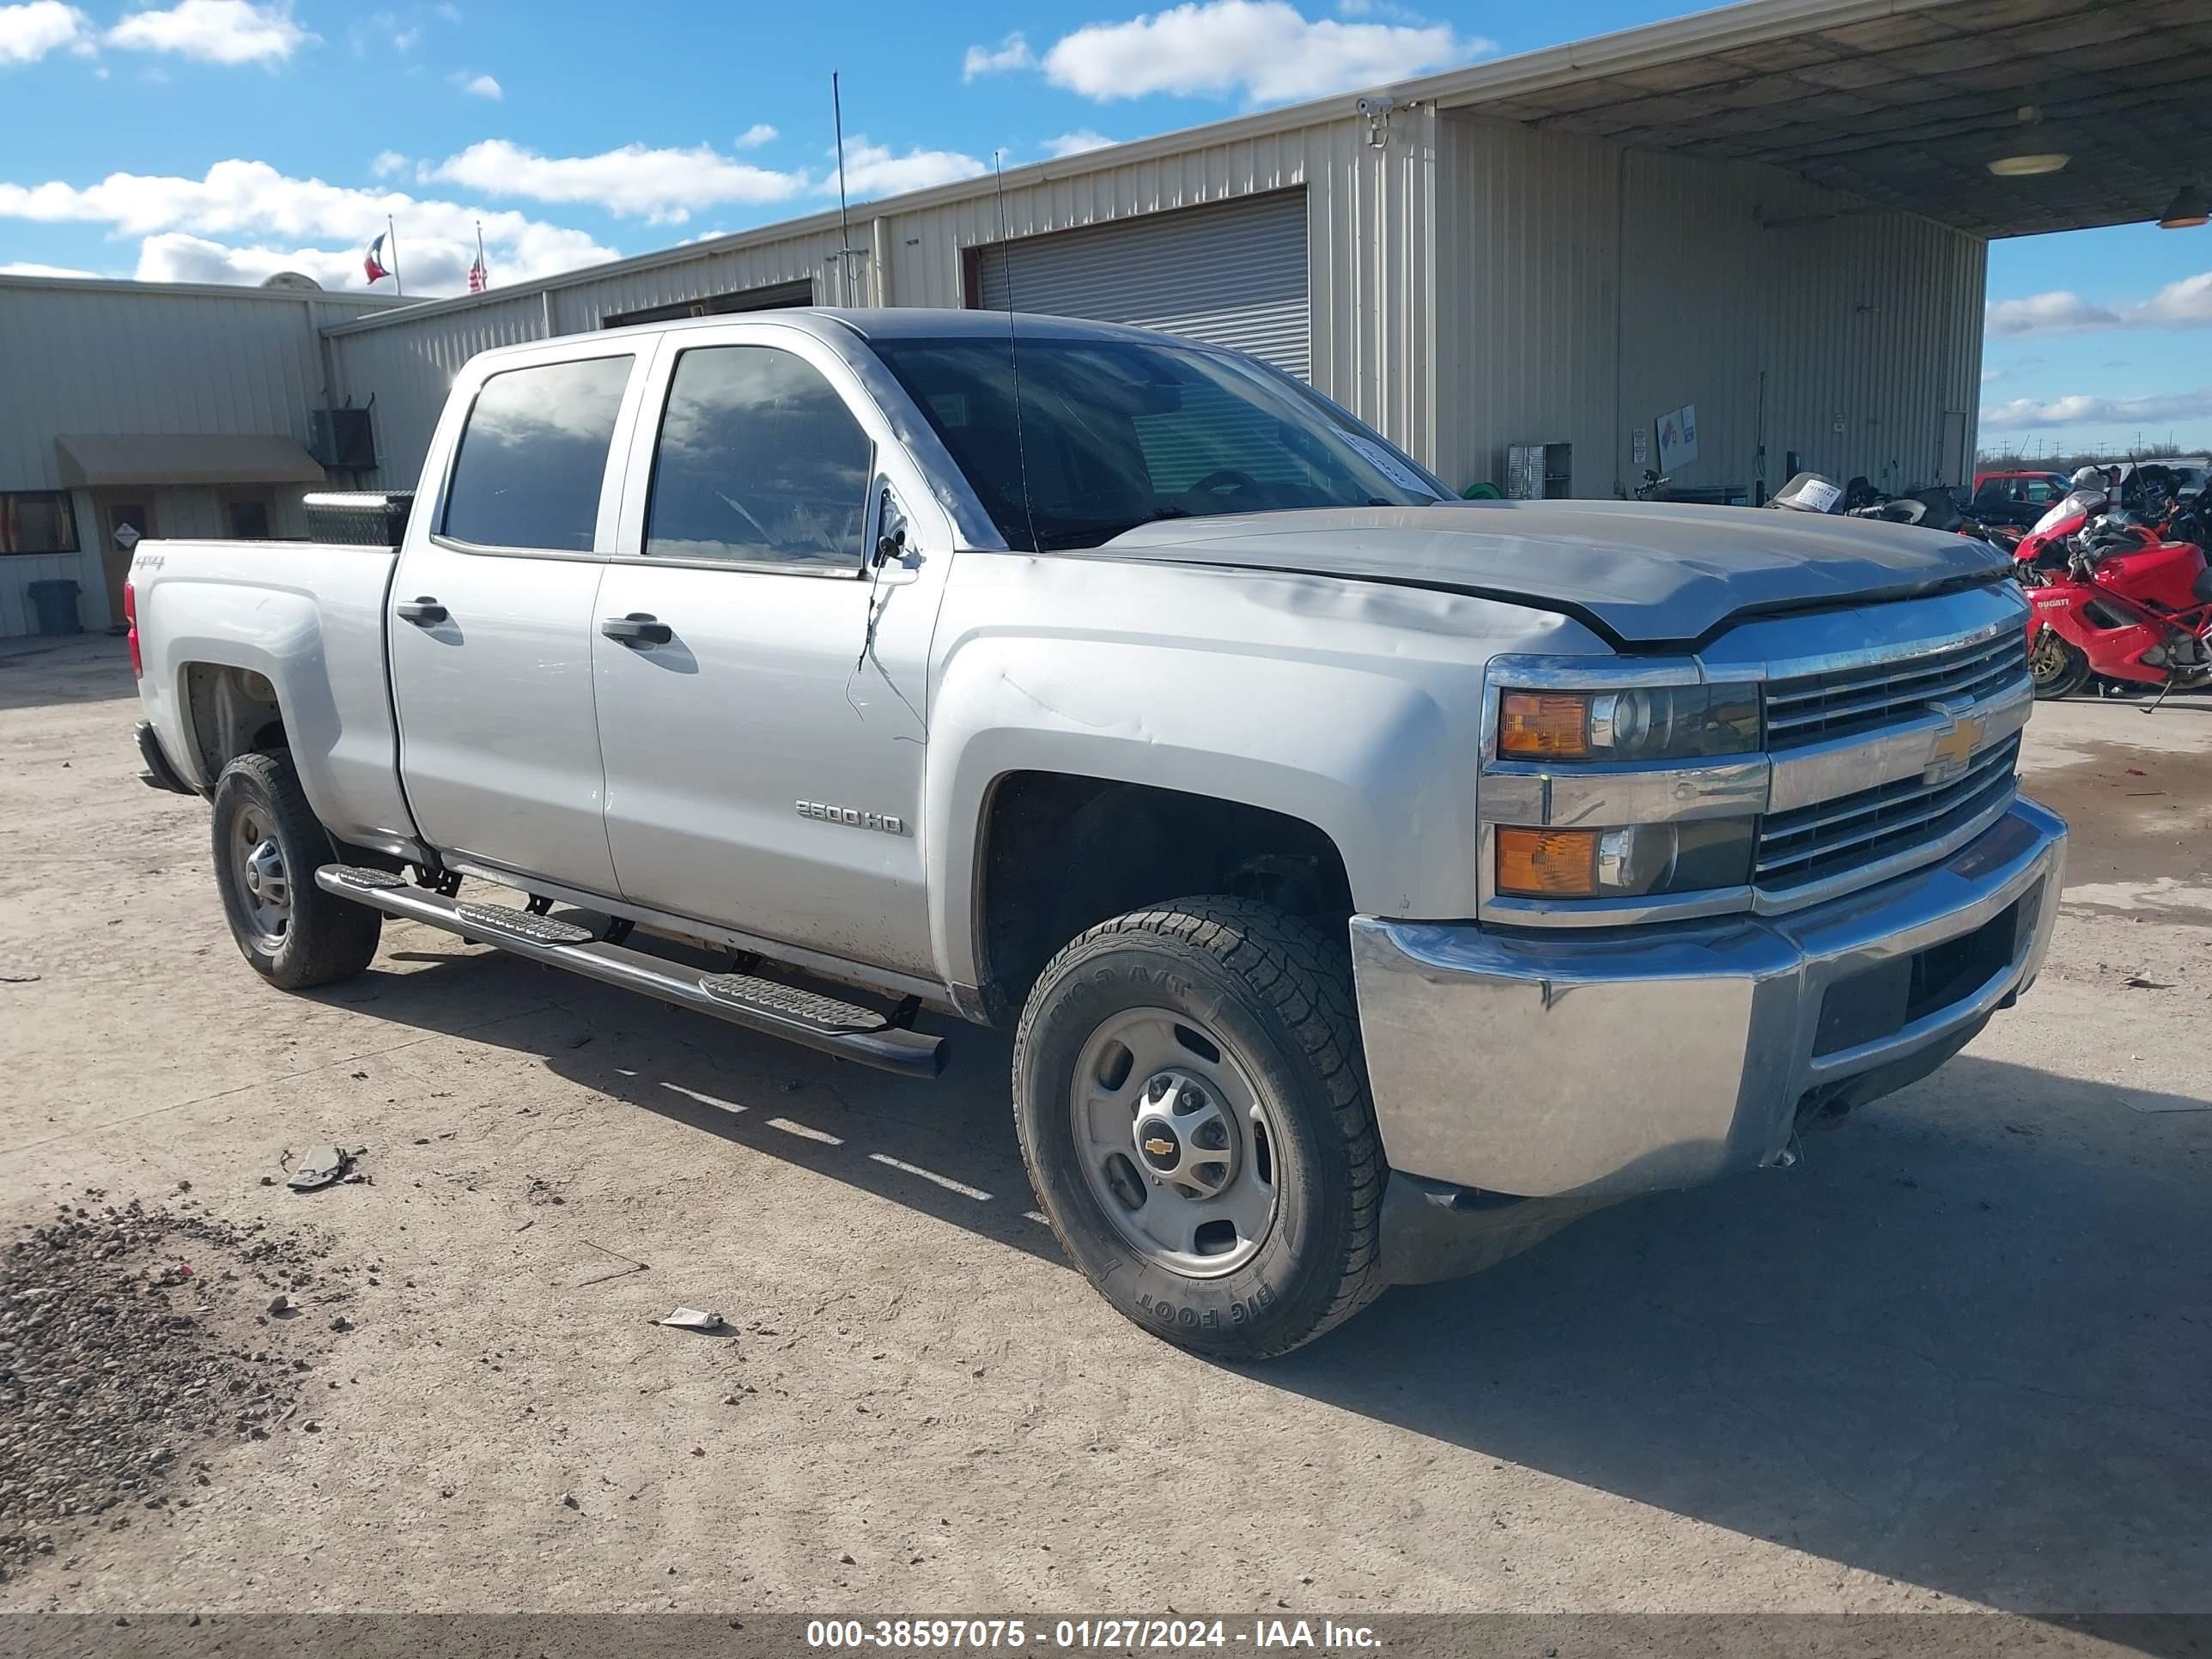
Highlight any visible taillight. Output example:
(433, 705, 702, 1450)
(124, 580, 142, 678)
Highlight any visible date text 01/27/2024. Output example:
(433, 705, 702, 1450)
(803, 1620, 1382, 1650)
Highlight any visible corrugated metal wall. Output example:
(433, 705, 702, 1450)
(1434, 112, 1986, 500)
(975, 191, 1312, 377)
(328, 112, 1440, 487)
(0, 279, 390, 635)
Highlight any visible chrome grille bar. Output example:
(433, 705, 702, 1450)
(1765, 630, 2027, 749)
(1756, 734, 2021, 888)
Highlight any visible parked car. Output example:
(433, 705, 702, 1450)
(126, 309, 2066, 1358)
(1970, 470, 2078, 530)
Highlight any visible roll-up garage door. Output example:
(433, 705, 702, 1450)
(974, 190, 1309, 379)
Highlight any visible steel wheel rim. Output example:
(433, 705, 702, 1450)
(229, 806, 291, 951)
(1070, 1006, 1279, 1279)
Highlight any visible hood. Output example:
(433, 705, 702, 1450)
(1079, 500, 2013, 647)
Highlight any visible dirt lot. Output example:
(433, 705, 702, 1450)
(0, 635, 2205, 1617)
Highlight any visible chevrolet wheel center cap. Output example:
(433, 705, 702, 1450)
(1137, 1119, 1181, 1171)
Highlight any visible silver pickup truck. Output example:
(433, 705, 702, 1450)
(128, 308, 2065, 1358)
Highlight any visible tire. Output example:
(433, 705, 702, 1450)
(2029, 627, 2091, 700)
(210, 750, 382, 990)
(1012, 896, 1383, 1360)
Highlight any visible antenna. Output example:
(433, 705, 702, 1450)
(830, 73, 862, 306)
(991, 150, 1041, 554)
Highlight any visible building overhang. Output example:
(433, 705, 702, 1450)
(55, 434, 327, 489)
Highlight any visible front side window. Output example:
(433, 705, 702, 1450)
(644, 345, 874, 568)
(1, 491, 79, 556)
(443, 355, 634, 551)
(866, 336, 1443, 552)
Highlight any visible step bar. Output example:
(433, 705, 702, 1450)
(314, 866, 945, 1078)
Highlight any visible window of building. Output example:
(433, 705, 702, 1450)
(643, 345, 873, 569)
(1, 492, 81, 556)
(228, 498, 273, 539)
(442, 355, 635, 552)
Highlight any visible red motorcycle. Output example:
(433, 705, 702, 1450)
(2016, 471, 2212, 702)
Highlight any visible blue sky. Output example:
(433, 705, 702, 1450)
(2, 0, 2207, 455)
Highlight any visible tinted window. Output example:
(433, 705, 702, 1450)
(1, 491, 79, 556)
(644, 345, 873, 568)
(868, 337, 1441, 552)
(443, 356, 633, 551)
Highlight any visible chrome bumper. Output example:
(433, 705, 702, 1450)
(1349, 797, 2066, 1200)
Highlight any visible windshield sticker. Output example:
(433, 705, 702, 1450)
(1340, 434, 1441, 498)
(1795, 477, 1843, 514)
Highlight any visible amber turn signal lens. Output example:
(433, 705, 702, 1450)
(1495, 828, 1600, 896)
(1498, 692, 1589, 757)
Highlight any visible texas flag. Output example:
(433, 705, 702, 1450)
(363, 233, 392, 286)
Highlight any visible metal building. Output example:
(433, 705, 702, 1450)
(6, 0, 2208, 637)
(0, 275, 399, 635)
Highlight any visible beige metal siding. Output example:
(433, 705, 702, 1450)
(1435, 113, 1986, 500)
(326, 112, 1443, 487)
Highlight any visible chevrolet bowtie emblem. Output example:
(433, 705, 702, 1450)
(1144, 1137, 1176, 1158)
(1924, 709, 1985, 784)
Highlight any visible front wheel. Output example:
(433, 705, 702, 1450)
(1012, 897, 1383, 1359)
(210, 750, 382, 989)
(2029, 628, 2091, 700)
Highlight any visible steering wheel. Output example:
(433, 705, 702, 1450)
(1185, 468, 1262, 499)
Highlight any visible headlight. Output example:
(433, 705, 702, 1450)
(1498, 684, 1759, 762)
(1494, 819, 1755, 899)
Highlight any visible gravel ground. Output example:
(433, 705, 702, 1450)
(0, 636, 2205, 1619)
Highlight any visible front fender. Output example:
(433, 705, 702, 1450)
(924, 635, 1474, 993)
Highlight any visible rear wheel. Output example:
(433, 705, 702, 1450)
(2029, 628, 2091, 700)
(210, 750, 381, 989)
(1012, 897, 1382, 1359)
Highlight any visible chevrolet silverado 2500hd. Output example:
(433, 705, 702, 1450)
(129, 308, 2065, 1358)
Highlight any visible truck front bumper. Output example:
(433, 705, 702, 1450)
(1349, 797, 2066, 1200)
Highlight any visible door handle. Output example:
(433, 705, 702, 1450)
(601, 612, 673, 646)
(396, 597, 447, 626)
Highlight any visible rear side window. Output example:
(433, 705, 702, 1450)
(644, 345, 873, 569)
(443, 356, 633, 551)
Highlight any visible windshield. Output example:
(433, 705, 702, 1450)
(865, 335, 1445, 551)
(2032, 487, 2106, 537)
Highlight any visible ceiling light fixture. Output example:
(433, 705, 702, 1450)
(2158, 184, 2209, 228)
(1987, 103, 2069, 177)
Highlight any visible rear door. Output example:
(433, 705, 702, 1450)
(591, 325, 946, 976)
(388, 346, 649, 894)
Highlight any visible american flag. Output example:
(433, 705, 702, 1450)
(467, 222, 489, 293)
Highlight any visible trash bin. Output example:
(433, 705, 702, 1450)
(26, 579, 82, 636)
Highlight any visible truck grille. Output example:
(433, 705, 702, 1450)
(1764, 629, 2026, 750)
(1756, 732, 2021, 894)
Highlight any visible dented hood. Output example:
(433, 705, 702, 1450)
(1084, 499, 2012, 647)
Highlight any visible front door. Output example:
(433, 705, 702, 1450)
(387, 348, 644, 895)
(102, 501, 152, 629)
(592, 331, 943, 976)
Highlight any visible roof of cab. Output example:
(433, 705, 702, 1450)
(471, 306, 1195, 364)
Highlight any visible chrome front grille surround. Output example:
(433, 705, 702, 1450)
(1764, 629, 2027, 750)
(1756, 732, 2022, 892)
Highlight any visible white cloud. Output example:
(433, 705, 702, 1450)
(371, 149, 408, 179)
(1987, 273, 2212, 338)
(0, 1, 91, 65)
(734, 123, 777, 149)
(0, 157, 619, 296)
(963, 31, 1032, 78)
(1043, 130, 1116, 158)
(427, 139, 805, 223)
(107, 0, 315, 64)
(835, 138, 986, 198)
(0, 258, 100, 276)
(1980, 368, 2002, 385)
(453, 69, 498, 98)
(1981, 387, 2212, 431)
(1038, 0, 1488, 105)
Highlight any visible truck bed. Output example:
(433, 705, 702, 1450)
(131, 535, 417, 856)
